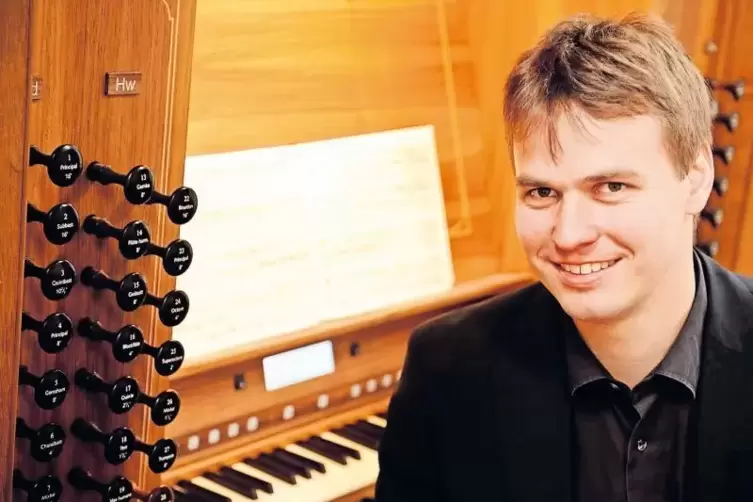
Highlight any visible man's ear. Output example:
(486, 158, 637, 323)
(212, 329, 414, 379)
(685, 146, 715, 216)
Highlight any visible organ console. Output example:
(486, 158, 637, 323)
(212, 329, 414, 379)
(4, 1, 753, 502)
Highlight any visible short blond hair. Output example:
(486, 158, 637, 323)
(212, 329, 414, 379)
(503, 12, 713, 177)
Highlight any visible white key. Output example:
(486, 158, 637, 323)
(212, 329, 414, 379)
(366, 415, 387, 428)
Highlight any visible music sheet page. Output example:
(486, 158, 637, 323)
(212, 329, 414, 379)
(173, 125, 454, 360)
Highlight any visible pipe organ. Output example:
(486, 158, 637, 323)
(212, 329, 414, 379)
(2, 1, 753, 502)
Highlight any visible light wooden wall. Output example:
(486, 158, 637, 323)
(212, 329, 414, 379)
(184, 0, 721, 283)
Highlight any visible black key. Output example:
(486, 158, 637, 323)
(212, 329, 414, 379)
(203, 471, 258, 500)
(357, 419, 385, 433)
(351, 421, 384, 443)
(260, 452, 311, 479)
(219, 466, 274, 494)
(377, 412, 387, 419)
(332, 426, 379, 450)
(176, 481, 231, 502)
(297, 438, 348, 465)
(244, 457, 297, 485)
(172, 487, 196, 502)
(274, 447, 326, 473)
(310, 435, 361, 460)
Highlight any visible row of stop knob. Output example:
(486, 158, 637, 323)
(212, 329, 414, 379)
(24, 259, 189, 327)
(15, 468, 174, 502)
(29, 144, 198, 226)
(28, 205, 193, 277)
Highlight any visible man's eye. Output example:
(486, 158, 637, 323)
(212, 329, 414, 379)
(601, 182, 626, 193)
(530, 187, 553, 198)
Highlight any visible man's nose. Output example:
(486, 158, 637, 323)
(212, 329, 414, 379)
(551, 196, 599, 251)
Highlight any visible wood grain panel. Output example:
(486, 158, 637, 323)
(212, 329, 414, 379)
(0, 1, 32, 499)
(15, 1, 195, 500)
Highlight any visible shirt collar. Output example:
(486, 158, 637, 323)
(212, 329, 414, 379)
(565, 251, 707, 397)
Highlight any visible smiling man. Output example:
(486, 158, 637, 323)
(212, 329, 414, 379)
(375, 12, 753, 502)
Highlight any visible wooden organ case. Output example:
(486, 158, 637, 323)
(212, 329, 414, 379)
(2, 0, 199, 501)
(3, 1, 753, 502)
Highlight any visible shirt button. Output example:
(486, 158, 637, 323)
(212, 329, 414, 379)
(636, 439, 648, 452)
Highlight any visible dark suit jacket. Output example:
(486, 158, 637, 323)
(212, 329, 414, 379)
(375, 251, 753, 502)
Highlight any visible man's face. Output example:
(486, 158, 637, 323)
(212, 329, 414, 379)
(513, 112, 709, 323)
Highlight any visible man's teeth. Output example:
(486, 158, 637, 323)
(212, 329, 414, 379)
(560, 260, 618, 275)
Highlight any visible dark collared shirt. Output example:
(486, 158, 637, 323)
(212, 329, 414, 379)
(566, 253, 707, 502)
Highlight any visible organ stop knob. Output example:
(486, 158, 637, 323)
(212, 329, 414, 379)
(83, 215, 150, 259)
(137, 388, 181, 426)
(141, 338, 185, 376)
(714, 112, 740, 133)
(67, 467, 133, 502)
(71, 419, 178, 472)
(22, 311, 73, 354)
(133, 486, 175, 502)
(146, 238, 193, 276)
(701, 208, 724, 228)
(713, 177, 729, 196)
(19, 366, 69, 410)
(148, 186, 198, 225)
(27, 203, 79, 245)
(707, 77, 745, 100)
(70, 419, 135, 465)
(24, 258, 76, 301)
(15, 418, 66, 462)
(698, 241, 719, 257)
(75, 369, 140, 414)
(13, 470, 63, 502)
(86, 162, 155, 205)
(78, 317, 144, 363)
(712, 145, 734, 165)
(144, 289, 190, 327)
(81, 266, 146, 311)
(29, 144, 83, 187)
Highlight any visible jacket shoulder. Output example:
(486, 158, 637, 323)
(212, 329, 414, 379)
(405, 281, 557, 374)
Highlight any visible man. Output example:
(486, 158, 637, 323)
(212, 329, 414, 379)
(375, 12, 753, 502)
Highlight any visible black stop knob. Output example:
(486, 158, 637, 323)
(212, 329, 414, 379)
(81, 266, 147, 311)
(86, 162, 154, 205)
(27, 203, 79, 245)
(19, 366, 69, 410)
(133, 486, 174, 502)
(13, 470, 63, 502)
(697, 241, 719, 257)
(713, 177, 729, 197)
(142, 339, 185, 376)
(24, 258, 76, 301)
(75, 369, 140, 414)
(146, 239, 193, 276)
(134, 437, 178, 473)
(707, 77, 745, 100)
(29, 144, 83, 187)
(712, 145, 734, 165)
(15, 417, 66, 462)
(701, 208, 724, 228)
(148, 186, 198, 225)
(68, 467, 133, 502)
(70, 418, 135, 465)
(144, 290, 189, 327)
(22, 311, 73, 354)
(83, 215, 151, 259)
(138, 389, 181, 426)
(77, 317, 144, 363)
(714, 111, 740, 133)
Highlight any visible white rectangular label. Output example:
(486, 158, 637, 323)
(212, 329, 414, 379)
(262, 340, 335, 391)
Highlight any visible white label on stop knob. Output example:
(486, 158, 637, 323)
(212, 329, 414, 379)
(350, 384, 362, 398)
(282, 405, 295, 420)
(366, 379, 378, 393)
(317, 394, 329, 409)
(247, 416, 259, 432)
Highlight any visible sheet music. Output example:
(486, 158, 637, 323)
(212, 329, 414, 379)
(173, 125, 455, 359)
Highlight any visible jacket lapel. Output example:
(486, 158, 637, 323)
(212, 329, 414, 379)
(694, 251, 753, 502)
(491, 285, 572, 502)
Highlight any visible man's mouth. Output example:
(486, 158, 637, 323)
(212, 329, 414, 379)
(556, 259, 621, 275)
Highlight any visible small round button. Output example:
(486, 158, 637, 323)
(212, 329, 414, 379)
(163, 239, 193, 276)
(44, 203, 79, 245)
(151, 390, 181, 426)
(167, 187, 198, 225)
(107, 476, 133, 502)
(40, 260, 76, 301)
